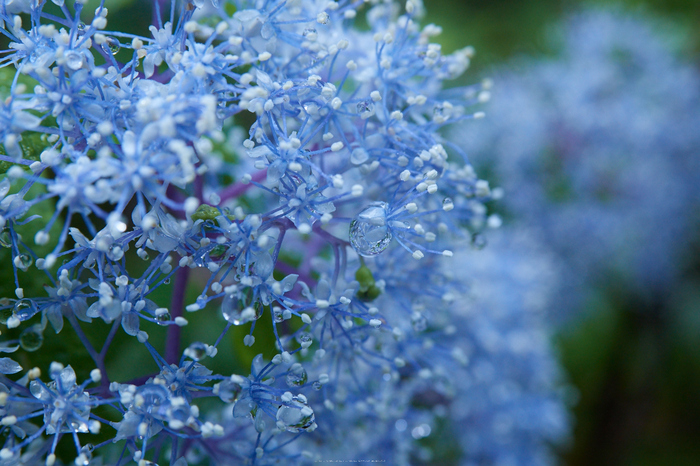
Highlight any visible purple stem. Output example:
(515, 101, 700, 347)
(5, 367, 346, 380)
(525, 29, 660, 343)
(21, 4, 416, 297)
(218, 169, 268, 203)
(165, 265, 189, 364)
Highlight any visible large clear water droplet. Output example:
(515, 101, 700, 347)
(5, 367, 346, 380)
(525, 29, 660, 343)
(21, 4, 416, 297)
(302, 101, 320, 116)
(276, 397, 315, 432)
(0, 227, 12, 248)
(13, 299, 37, 321)
(17, 254, 32, 269)
(216, 379, 241, 403)
(185, 342, 207, 361)
(103, 37, 121, 55)
(222, 292, 262, 325)
(65, 51, 84, 70)
(349, 202, 392, 257)
(285, 363, 308, 387)
(20, 324, 44, 351)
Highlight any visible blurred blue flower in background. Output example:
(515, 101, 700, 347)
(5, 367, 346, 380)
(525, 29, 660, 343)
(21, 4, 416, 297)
(456, 10, 700, 303)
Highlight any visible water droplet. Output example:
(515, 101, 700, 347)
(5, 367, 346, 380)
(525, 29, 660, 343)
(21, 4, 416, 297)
(17, 254, 32, 269)
(65, 51, 84, 70)
(349, 202, 392, 257)
(77, 22, 86, 32)
(302, 101, 320, 116)
(317, 12, 330, 25)
(411, 312, 428, 332)
(103, 36, 121, 55)
(273, 309, 284, 323)
(0, 307, 12, 324)
(209, 245, 227, 258)
(155, 310, 171, 325)
(222, 292, 262, 325)
(312, 381, 322, 390)
(285, 363, 308, 387)
(296, 332, 312, 347)
(0, 227, 12, 248)
(13, 299, 37, 321)
(471, 233, 487, 250)
(20, 324, 44, 351)
(163, 278, 171, 285)
(442, 197, 454, 211)
(186, 342, 207, 361)
(108, 244, 124, 260)
(303, 28, 317, 37)
(216, 379, 241, 403)
(357, 100, 374, 120)
(78, 444, 93, 465)
(276, 397, 315, 432)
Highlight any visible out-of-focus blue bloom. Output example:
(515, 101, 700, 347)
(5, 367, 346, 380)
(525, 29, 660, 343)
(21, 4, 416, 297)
(0, 0, 569, 464)
(456, 10, 700, 298)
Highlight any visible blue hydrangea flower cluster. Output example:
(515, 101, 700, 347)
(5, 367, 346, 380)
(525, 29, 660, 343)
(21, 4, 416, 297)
(0, 0, 569, 464)
(455, 10, 700, 299)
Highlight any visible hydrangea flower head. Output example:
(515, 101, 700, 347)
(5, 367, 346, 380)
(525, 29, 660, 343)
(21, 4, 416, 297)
(0, 0, 568, 464)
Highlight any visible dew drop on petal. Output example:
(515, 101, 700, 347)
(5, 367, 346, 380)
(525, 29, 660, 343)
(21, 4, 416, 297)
(357, 100, 374, 119)
(0, 307, 12, 324)
(0, 227, 12, 248)
(222, 293, 262, 325)
(285, 363, 308, 387)
(65, 51, 84, 70)
(349, 202, 392, 257)
(302, 28, 317, 37)
(104, 37, 121, 55)
(276, 397, 315, 432)
(17, 254, 32, 269)
(155, 310, 171, 325)
(186, 342, 207, 360)
(13, 298, 38, 321)
(19, 324, 44, 351)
